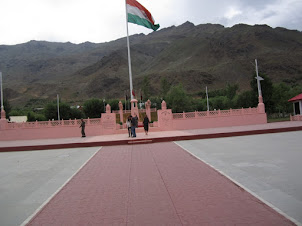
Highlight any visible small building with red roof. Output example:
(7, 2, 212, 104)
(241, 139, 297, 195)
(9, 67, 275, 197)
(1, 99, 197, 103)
(288, 93, 302, 121)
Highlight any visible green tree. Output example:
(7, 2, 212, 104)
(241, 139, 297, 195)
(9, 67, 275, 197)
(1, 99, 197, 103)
(235, 91, 254, 108)
(27, 111, 47, 122)
(70, 107, 85, 119)
(9, 109, 25, 116)
(226, 83, 239, 100)
(166, 84, 193, 113)
(2, 99, 11, 119)
(59, 102, 73, 120)
(272, 83, 292, 115)
(27, 111, 36, 122)
(192, 98, 207, 111)
(149, 96, 162, 109)
(44, 103, 57, 120)
(83, 98, 103, 118)
(210, 96, 231, 110)
(160, 77, 171, 98)
(250, 73, 274, 112)
(107, 99, 120, 111)
(141, 76, 151, 100)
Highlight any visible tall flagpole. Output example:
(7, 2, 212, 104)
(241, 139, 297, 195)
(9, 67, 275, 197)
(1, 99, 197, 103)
(0, 71, 6, 120)
(125, 0, 134, 100)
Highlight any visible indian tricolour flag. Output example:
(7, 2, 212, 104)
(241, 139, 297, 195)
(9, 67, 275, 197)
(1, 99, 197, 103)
(126, 0, 160, 31)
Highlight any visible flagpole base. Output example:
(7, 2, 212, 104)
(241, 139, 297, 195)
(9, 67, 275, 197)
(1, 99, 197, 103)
(258, 96, 265, 113)
(0, 109, 6, 120)
(131, 99, 139, 119)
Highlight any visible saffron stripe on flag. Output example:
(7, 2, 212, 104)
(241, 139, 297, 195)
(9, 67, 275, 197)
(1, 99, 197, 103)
(126, 0, 155, 24)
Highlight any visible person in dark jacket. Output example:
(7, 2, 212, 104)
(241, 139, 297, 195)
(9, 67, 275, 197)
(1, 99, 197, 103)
(143, 115, 149, 135)
(131, 114, 138, 137)
(79, 118, 86, 137)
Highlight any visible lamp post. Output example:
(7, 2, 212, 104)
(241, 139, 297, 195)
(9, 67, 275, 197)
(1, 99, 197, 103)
(0, 71, 6, 120)
(254, 59, 265, 113)
(255, 59, 263, 98)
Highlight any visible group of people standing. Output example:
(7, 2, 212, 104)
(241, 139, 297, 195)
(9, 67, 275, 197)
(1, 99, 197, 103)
(126, 114, 150, 138)
(79, 114, 150, 138)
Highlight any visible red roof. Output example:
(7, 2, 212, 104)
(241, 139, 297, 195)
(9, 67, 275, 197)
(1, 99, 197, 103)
(288, 93, 302, 102)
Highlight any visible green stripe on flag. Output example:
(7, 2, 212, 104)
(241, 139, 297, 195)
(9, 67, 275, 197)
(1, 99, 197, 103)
(128, 14, 160, 31)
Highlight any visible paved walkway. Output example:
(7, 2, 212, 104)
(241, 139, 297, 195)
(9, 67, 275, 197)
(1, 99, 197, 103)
(25, 143, 294, 225)
(1, 121, 302, 152)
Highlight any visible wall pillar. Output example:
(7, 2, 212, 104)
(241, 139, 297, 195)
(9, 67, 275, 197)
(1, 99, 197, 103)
(0, 109, 7, 130)
(101, 104, 116, 135)
(257, 96, 265, 113)
(118, 101, 124, 123)
(131, 99, 139, 120)
(1, 109, 6, 120)
(157, 100, 173, 131)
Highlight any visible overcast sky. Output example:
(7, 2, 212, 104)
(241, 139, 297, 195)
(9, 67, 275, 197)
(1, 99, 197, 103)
(1, 0, 302, 45)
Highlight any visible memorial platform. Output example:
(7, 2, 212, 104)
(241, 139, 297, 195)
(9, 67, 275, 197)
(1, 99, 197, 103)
(1, 121, 302, 152)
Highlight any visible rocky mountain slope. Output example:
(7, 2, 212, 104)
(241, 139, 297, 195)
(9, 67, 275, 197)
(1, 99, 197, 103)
(0, 21, 301, 107)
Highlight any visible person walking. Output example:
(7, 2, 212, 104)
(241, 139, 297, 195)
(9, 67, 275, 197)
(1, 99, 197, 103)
(131, 114, 138, 138)
(143, 115, 149, 135)
(126, 115, 132, 137)
(79, 118, 86, 138)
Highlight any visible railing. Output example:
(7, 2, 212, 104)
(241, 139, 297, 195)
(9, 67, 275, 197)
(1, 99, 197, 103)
(112, 108, 157, 114)
(172, 107, 258, 120)
(290, 115, 302, 121)
(6, 118, 101, 129)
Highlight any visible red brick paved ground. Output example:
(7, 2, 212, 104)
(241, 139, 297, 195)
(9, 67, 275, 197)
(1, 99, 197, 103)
(27, 142, 295, 225)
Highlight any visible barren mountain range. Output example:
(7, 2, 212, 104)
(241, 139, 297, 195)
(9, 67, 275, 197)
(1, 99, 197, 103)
(0, 21, 302, 107)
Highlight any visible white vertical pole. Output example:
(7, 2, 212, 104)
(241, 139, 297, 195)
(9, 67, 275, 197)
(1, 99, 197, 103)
(125, 0, 134, 101)
(0, 72, 3, 111)
(57, 94, 60, 121)
(206, 86, 209, 111)
(255, 59, 262, 97)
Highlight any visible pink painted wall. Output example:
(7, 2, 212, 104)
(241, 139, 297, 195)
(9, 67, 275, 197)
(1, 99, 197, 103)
(157, 108, 267, 131)
(0, 124, 102, 141)
(0, 103, 268, 141)
(171, 113, 267, 130)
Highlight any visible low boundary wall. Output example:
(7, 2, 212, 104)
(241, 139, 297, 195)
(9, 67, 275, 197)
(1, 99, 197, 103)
(0, 104, 268, 141)
(0, 118, 103, 141)
(158, 107, 267, 131)
(290, 115, 302, 121)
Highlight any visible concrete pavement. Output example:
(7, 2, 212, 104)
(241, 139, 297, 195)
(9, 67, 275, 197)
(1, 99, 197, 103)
(0, 147, 99, 226)
(177, 131, 302, 225)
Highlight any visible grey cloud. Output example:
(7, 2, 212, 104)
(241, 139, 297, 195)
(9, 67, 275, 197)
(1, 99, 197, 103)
(237, 0, 278, 9)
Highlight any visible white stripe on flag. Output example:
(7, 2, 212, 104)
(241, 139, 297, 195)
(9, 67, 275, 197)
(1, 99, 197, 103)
(127, 4, 149, 21)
